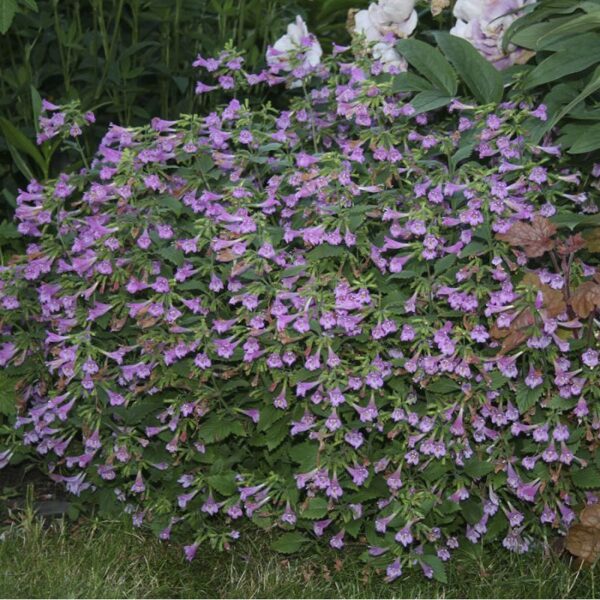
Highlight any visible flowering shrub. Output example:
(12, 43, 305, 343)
(1, 26, 600, 583)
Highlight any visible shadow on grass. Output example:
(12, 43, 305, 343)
(0, 512, 597, 599)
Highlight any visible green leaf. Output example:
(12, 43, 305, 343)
(30, 85, 42, 134)
(461, 499, 484, 524)
(288, 442, 318, 470)
(572, 466, 600, 489)
(426, 377, 460, 394)
(433, 254, 457, 275)
(463, 459, 495, 479)
(516, 383, 543, 413)
(391, 72, 433, 93)
(459, 241, 488, 258)
(301, 497, 328, 520)
(0, 0, 17, 34)
(396, 39, 458, 96)
(567, 122, 600, 153)
(434, 32, 503, 104)
(536, 65, 600, 141)
(421, 555, 447, 583)
(270, 532, 307, 554)
(523, 44, 600, 89)
(207, 473, 237, 496)
(409, 90, 453, 115)
(0, 117, 45, 172)
(537, 10, 600, 47)
(157, 246, 184, 266)
(307, 244, 346, 260)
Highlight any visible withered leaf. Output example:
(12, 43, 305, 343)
(581, 504, 600, 530)
(570, 282, 600, 318)
(496, 216, 557, 258)
(522, 273, 567, 317)
(557, 233, 585, 256)
(216, 249, 236, 262)
(490, 308, 534, 354)
(565, 524, 600, 565)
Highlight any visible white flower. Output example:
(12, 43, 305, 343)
(450, 0, 535, 69)
(353, 0, 418, 72)
(369, 0, 418, 38)
(266, 15, 322, 73)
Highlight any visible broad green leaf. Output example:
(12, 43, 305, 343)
(391, 72, 433, 93)
(567, 122, 600, 153)
(0, 0, 16, 34)
(434, 32, 503, 104)
(270, 532, 307, 554)
(523, 44, 600, 89)
(510, 19, 573, 49)
(396, 39, 458, 96)
(536, 65, 600, 141)
(537, 10, 600, 47)
(409, 90, 453, 115)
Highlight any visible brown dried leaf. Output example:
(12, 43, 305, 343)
(110, 316, 128, 332)
(522, 273, 567, 317)
(558, 233, 586, 256)
(565, 524, 600, 565)
(496, 216, 557, 258)
(491, 308, 535, 353)
(581, 504, 600, 530)
(570, 282, 600, 318)
(216, 249, 236, 262)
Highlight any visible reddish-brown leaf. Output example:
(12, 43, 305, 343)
(570, 282, 600, 318)
(496, 216, 557, 258)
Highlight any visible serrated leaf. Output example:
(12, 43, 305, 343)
(426, 377, 460, 394)
(207, 473, 237, 496)
(516, 383, 543, 413)
(271, 531, 307, 554)
(463, 459, 495, 479)
(307, 244, 346, 260)
(421, 555, 448, 583)
(301, 497, 328, 520)
(572, 466, 600, 489)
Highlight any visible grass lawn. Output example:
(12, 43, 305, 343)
(0, 508, 598, 599)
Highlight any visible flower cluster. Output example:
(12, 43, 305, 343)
(36, 100, 95, 145)
(1, 39, 599, 582)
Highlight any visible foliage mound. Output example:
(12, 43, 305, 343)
(1, 41, 600, 581)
